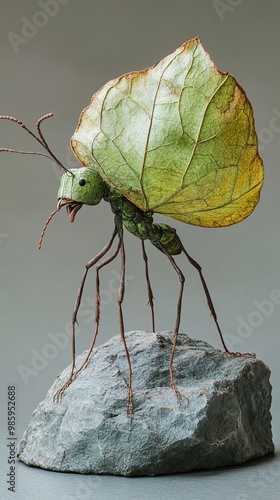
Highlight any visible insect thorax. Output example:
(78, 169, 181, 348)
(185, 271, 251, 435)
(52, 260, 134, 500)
(106, 190, 182, 255)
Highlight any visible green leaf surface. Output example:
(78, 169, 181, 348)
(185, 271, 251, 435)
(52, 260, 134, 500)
(71, 36, 263, 227)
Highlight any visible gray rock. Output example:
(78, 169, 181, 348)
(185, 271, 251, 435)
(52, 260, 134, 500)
(17, 331, 274, 476)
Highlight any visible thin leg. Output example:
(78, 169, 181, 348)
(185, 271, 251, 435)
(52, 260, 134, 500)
(54, 226, 118, 401)
(141, 240, 155, 332)
(72, 237, 122, 379)
(158, 242, 188, 403)
(117, 229, 133, 415)
(181, 245, 230, 352)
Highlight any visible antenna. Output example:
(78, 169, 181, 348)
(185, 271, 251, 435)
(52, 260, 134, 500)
(0, 114, 74, 176)
(38, 207, 61, 250)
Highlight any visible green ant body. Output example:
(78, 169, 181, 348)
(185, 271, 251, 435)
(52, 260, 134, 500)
(58, 166, 182, 255)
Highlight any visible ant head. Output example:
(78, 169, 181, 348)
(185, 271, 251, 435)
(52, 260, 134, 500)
(58, 166, 104, 203)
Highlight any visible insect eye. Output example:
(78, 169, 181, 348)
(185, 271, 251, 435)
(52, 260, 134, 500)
(79, 179, 86, 186)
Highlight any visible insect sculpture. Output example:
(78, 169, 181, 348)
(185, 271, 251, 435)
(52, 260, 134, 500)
(0, 37, 263, 411)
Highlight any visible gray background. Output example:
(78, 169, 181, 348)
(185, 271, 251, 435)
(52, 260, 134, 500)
(0, 0, 279, 499)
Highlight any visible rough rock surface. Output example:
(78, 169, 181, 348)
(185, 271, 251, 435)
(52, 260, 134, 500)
(17, 331, 274, 476)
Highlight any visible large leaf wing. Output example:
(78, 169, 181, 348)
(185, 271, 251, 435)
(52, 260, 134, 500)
(71, 37, 263, 227)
